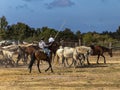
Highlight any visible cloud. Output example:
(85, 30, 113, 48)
(22, 0, 41, 2)
(16, 4, 34, 12)
(101, 0, 105, 2)
(100, 0, 109, 3)
(46, 0, 75, 9)
(16, 4, 28, 9)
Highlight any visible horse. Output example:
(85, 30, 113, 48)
(16, 41, 60, 66)
(56, 46, 93, 67)
(47, 41, 60, 62)
(73, 46, 93, 65)
(0, 49, 16, 67)
(16, 45, 39, 65)
(90, 45, 112, 64)
(28, 41, 59, 73)
(56, 46, 75, 67)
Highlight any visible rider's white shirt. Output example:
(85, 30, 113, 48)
(39, 40, 46, 49)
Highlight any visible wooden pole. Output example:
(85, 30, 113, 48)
(54, 21, 66, 39)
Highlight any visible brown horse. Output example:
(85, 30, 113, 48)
(16, 41, 60, 65)
(28, 49, 53, 73)
(90, 45, 112, 64)
(16, 45, 39, 65)
(28, 41, 59, 73)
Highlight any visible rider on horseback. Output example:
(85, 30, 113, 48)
(48, 34, 55, 43)
(38, 37, 50, 57)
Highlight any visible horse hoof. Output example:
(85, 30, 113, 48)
(88, 63, 90, 65)
(51, 70, 54, 73)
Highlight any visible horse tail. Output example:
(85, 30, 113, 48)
(28, 52, 36, 69)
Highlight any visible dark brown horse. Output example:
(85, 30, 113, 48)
(47, 41, 60, 62)
(90, 45, 112, 64)
(28, 41, 59, 73)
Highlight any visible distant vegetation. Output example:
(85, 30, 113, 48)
(0, 16, 120, 46)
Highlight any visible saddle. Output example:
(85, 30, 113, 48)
(39, 48, 50, 57)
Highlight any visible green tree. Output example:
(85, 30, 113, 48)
(75, 30, 81, 39)
(40, 27, 57, 42)
(0, 16, 8, 40)
(0, 16, 8, 30)
(62, 28, 76, 41)
(83, 32, 94, 45)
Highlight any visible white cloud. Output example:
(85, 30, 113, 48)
(23, 0, 42, 2)
(46, 0, 75, 9)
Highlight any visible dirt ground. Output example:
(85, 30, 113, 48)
(0, 54, 120, 90)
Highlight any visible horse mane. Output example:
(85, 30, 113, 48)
(89, 45, 95, 50)
(48, 41, 59, 49)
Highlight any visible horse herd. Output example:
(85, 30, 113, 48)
(0, 41, 112, 73)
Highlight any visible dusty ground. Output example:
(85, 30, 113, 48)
(0, 53, 120, 90)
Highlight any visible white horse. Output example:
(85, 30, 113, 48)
(56, 46, 73, 67)
(56, 46, 93, 67)
(73, 46, 93, 66)
(0, 49, 16, 67)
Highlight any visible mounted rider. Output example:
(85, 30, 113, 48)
(38, 37, 50, 57)
(48, 35, 55, 44)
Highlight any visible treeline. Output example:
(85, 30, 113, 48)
(0, 16, 120, 46)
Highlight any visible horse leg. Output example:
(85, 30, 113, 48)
(37, 60, 41, 73)
(69, 59, 74, 67)
(29, 67, 32, 73)
(66, 58, 70, 67)
(9, 58, 15, 67)
(63, 58, 67, 67)
(24, 54, 28, 65)
(16, 54, 21, 65)
(101, 55, 106, 64)
(3, 58, 8, 68)
(73, 59, 77, 68)
(50, 62, 53, 73)
(62, 57, 65, 66)
(97, 55, 100, 64)
(28, 53, 36, 73)
(86, 56, 90, 65)
(45, 60, 53, 73)
(79, 55, 85, 66)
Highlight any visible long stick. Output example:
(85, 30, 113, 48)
(54, 21, 66, 39)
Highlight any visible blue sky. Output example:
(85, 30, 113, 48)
(0, 0, 120, 33)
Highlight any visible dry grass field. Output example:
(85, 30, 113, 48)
(0, 52, 120, 90)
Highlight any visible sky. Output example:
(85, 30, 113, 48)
(0, 0, 120, 33)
